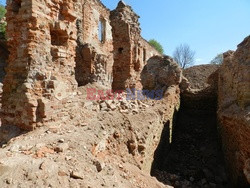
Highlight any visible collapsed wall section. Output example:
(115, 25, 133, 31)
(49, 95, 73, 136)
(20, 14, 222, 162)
(75, 0, 113, 87)
(218, 36, 250, 186)
(1, 0, 81, 130)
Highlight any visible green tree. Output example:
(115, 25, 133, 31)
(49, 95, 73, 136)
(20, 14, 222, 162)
(148, 39, 164, 54)
(210, 53, 223, 65)
(0, 5, 6, 39)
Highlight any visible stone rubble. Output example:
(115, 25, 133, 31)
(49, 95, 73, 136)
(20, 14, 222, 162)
(0, 0, 248, 188)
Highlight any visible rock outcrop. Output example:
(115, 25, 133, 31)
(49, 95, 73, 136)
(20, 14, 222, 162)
(218, 36, 250, 186)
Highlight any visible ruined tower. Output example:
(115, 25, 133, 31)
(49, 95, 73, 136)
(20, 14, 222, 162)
(110, 1, 144, 90)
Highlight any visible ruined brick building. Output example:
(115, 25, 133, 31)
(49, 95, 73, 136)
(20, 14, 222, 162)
(1, 0, 160, 130)
(0, 1, 249, 187)
(75, 0, 161, 89)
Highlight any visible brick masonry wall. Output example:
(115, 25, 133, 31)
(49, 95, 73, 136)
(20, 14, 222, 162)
(0, 40, 8, 82)
(1, 0, 163, 130)
(75, 0, 113, 87)
(1, 0, 81, 130)
(111, 1, 161, 90)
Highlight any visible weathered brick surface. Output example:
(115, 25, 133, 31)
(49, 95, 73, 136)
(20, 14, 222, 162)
(0, 39, 8, 82)
(218, 36, 250, 186)
(111, 1, 161, 90)
(1, 0, 161, 130)
(75, 0, 113, 87)
(2, 0, 80, 130)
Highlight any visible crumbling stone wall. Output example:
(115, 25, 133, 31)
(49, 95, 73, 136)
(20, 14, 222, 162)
(75, 0, 113, 87)
(141, 38, 161, 61)
(1, 0, 82, 130)
(110, 1, 160, 90)
(1, 0, 163, 130)
(75, 0, 159, 90)
(218, 36, 250, 186)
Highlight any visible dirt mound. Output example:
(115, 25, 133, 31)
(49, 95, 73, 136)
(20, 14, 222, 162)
(183, 65, 219, 91)
(0, 85, 179, 188)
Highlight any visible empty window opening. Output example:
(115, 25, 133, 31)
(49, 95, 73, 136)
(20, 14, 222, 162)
(58, 3, 64, 20)
(133, 46, 137, 57)
(12, 0, 21, 13)
(138, 48, 141, 55)
(143, 48, 146, 62)
(134, 60, 140, 72)
(104, 61, 107, 73)
(50, 29, 68, 46)
(118, 48, 124, 54)
(98, 18, 106, 43)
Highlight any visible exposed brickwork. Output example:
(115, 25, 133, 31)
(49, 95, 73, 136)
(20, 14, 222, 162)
(0, 39, 8, 82)
(110, 1, 161, 90)
(1, 0, 161, 130)
(75, 0, 113, 87)
(2, 0, 81, 130)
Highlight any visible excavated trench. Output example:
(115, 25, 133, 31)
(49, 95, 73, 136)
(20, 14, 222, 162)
(151, 92, 229, 187)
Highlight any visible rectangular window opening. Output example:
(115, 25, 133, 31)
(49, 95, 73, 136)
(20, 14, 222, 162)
(143, 48, 146, 63)
(98, 19, 106, 43)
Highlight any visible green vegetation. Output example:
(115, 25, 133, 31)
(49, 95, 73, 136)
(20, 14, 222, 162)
(210, 53, 223, 65)
(0, 5, 6, 39)
(148, 39, 164, 54)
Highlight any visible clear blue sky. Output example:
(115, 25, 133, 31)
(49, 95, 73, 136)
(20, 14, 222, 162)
(1, 0, 249, 65)
(102, 0, 250, 65)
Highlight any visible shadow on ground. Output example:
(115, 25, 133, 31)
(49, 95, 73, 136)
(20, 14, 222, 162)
(0, 124, 26, 147)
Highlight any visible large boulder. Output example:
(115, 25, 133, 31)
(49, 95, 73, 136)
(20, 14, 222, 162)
(141, 56, 182, 90)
